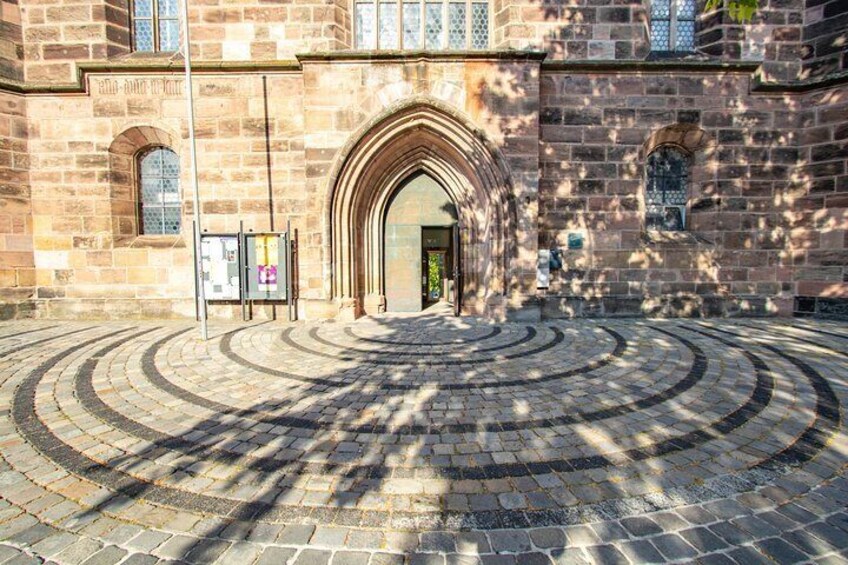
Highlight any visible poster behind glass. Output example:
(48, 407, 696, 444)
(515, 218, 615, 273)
(244, 233, 288, 300)
(200, 235, 241, 300)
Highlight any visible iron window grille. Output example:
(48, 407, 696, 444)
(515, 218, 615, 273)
(132, 0, 180, 53)
(138, 147, 182, 235)
(650, 0, 696, 52)
(645, 146, 689, 231)
(355, 0, 489, 50)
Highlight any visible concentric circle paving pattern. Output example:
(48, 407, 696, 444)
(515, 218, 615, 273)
(0, 317, 847, 564)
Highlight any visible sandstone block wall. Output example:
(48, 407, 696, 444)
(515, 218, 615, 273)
(0, 0, 23, 81)
(0, 90, 31, 318)
(802, 0, 847, 78)
(493, 0, 650, 60)
(25, 73, 304, 318)
(538, 72, 847, 318)
(20, 0, 350, 85)
(0, 0, 845, 320)
(21, 0, 129, 84)
(696, 0, 805, 81)
(788, 85, 848, 318)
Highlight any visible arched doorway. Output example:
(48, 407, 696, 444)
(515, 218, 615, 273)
(325, 99, 517, 320)
(384, 173, 458, 313)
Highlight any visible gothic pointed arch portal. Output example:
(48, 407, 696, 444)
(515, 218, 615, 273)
(325, 99, 517, 320)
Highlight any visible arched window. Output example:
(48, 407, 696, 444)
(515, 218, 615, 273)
(650, 0, 696, 52)
(132, 0, 179, 53)
(138, 148, 181, 235)
(645, 146, 689, 231)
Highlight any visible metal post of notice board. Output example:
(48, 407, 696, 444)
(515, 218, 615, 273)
(192, 220, 199, 322)
(242, 228, 252, 321)
(239, 221, 247, 322)
(286, 220, 293, 322)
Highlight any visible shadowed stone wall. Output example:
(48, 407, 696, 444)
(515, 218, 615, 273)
(802, 0, 847, 78)
(538, 72, 847, 318)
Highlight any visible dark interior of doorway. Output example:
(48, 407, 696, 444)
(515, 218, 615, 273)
(421, 227, 454, 311)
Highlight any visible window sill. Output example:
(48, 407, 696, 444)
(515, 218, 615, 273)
(296, 50, 547, 63)
(645, 50, 706, 61)
(114, 235, 186, 249)
(642, 230, 714, 248)
(108, 51, 181, 63)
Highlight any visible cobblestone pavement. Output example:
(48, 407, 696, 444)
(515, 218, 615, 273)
(0, 314, 847, 564)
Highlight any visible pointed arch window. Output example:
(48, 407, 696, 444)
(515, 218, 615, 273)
(132, 0, 180, 53)
(138, 148, 181, 235)
(650, 0, 696, 52)
(646, 146, 689, 231)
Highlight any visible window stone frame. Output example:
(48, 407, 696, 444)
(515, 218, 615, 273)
(641, 124, 715, 238)
(108, 126, 184, 248)
(645, 144, 693, 232)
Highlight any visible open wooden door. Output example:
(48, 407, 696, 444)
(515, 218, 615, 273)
(452, 224, 461, 317)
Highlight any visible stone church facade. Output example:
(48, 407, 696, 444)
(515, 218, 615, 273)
(0, 0, 845, 321)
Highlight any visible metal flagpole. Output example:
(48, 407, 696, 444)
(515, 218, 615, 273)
(180, 0, 208, 341)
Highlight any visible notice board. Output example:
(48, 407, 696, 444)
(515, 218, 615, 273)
(200, 234, 241, 300)
(244, 232, 288, 300)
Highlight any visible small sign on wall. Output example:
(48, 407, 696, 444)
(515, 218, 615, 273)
(567, 232, 584, 250)
(537, 249, 550, 289)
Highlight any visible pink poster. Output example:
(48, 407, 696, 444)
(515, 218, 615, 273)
(258, 264, 277, 287)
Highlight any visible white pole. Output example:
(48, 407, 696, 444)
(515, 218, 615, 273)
(180, 0, 208, 341)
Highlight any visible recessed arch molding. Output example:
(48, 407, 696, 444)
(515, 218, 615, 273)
(324, 98, 520, 320)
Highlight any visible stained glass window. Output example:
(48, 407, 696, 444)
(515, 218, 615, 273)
(133, 0, 180, 53)
(645, 146, 688, 231)
(356, 0, 488, 50)
(403, 2, 421, 48)
(650, 0, 696, 52)
(356, 2, 377, 49)
(447, 3, 466, 49)
(139, 148, 181, 235)
(424, 3, 444, 49)
(470, 2, 489, 49)
(379, 0, 399, 48)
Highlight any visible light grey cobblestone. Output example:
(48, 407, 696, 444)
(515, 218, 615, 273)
(0, 318, 844, 563)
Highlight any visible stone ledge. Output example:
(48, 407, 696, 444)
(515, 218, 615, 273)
(541, 294, 790, 319)
(2, 55, 846, 95)
(113, 235, 186, 249)
(642, 230, 715, 248)
(297, 50, 549, 63)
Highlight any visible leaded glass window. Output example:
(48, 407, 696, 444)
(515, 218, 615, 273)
(447, 3, 466, 49)
(379, 0, 399, 48)
(645, 146, 688, 231)
(650, 0, 696, 52)
(470, 2, 489, 49)
(424, 3, 443, 49)
(356, 1, 377, 49)
(139, 148, 181, 235)
(133, 0, 180, 53)
(355, 0, 489, 50)
(403, 2, 422, 48)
